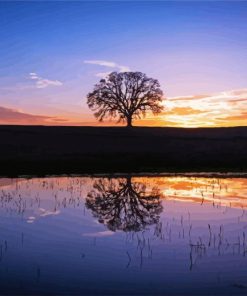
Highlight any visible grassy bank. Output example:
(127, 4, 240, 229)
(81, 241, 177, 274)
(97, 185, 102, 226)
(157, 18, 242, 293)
(0, 125, 247, 176)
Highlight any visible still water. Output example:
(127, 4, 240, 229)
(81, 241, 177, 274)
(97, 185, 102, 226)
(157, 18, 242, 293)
(0, 175, 247, 295)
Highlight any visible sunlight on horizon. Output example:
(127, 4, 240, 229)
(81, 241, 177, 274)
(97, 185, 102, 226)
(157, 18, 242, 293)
(1, 88, 247, 127)
(1, 2, 247, 128)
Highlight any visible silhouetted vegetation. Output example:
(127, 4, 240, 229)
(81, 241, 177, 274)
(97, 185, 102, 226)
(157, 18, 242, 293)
(87, 72, 163, 127)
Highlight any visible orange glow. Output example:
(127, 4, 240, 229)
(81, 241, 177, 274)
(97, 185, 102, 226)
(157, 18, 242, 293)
(133, 176, 247, 209)
(1, 88, 247, 127)
(1, 176, 247, 211)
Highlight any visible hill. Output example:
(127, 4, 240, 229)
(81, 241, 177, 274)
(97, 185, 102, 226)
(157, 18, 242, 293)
(0, 125, 247, 176)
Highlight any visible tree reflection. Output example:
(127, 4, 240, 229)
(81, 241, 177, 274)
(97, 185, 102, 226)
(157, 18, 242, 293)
(86, 177, 162, 232)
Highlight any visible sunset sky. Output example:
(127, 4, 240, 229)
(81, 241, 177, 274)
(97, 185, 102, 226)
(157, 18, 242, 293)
(0, 1, 247, 127)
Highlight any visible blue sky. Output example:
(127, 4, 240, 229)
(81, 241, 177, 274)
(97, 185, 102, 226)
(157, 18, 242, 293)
(0, 1, 247, 126)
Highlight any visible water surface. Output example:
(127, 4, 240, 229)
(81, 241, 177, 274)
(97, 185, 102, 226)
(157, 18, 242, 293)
(0, 175, 247, 295)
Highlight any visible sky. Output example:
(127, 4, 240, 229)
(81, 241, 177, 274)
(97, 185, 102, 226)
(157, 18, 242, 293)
(0, 1, 247, 127)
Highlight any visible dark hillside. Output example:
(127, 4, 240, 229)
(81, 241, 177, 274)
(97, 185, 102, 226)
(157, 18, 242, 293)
(0, 125, 247, 176)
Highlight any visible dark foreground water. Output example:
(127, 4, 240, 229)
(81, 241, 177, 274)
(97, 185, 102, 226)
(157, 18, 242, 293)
(0, 175, 247, 295)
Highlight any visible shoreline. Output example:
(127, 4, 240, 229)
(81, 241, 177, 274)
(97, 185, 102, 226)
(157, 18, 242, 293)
(2, 171, 247, 179)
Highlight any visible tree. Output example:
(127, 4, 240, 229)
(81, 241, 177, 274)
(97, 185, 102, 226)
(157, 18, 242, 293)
(86, 177, 162, 232)
(87, 72, 164, 127)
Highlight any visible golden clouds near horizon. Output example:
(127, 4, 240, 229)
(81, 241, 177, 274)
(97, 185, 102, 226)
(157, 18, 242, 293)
(135, 88, 247, 127)
(0, 88, 247, 127)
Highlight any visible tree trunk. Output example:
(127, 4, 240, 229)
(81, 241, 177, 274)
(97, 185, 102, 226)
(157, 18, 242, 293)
(127, 116, 132, 127)
(126, 175, 132, 188)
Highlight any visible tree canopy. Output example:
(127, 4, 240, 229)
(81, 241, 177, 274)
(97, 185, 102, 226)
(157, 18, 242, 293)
(87, 71, 164, 127)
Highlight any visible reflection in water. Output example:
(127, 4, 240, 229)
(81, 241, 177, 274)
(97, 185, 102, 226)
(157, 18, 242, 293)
(86, 177, 162, 231)
(0, 176, 247, 295)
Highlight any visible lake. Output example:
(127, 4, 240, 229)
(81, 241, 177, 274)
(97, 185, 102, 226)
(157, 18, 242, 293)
(0, 175, 246, 295)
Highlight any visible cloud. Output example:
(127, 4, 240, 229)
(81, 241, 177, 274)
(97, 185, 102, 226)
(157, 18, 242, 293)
(0, 106, 112, 126)
(230, 89, 247, 96)
(2, 86, 247, 127)
(29, 72, 63, 89)
(164, 107, 207, 116)
(82, 231, 115, 237)
(138, 88, 247, 127)
(51, 118, 70, 122)
(39, 208, 60, 217)
(84, 60, 116, 68)
(216, 112, 247, 122)
(0, 106, 52, 124)
(84, 60, 130, 78)
(169, 94, 209, 102)
(0, 106, 69, 125)
(0, 105, 119, 126)
(95, 71, 111, 78)
(228, 98, 247, 103)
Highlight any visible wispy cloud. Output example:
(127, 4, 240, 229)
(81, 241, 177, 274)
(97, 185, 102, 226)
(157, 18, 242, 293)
(26, 209, 61, 224)
(39, 208, 60, 217)
(0, 106, 69, 125)
(138, 88, 247, 127)
(82, 231, 115, 237)
(84, 60, 130, 78)
(2, 85, 247, 127)
(29, 72, 63, 89)
(0, 105, 105, 126)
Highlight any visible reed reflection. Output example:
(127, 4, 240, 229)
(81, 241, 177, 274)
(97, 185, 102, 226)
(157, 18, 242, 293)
(0, 176, 247, 278)
(86, 177, 162, 231)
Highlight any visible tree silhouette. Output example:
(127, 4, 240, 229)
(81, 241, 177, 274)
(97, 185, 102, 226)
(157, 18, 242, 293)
(87, 72, 164, 127)
(86, 177, 162, 232)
